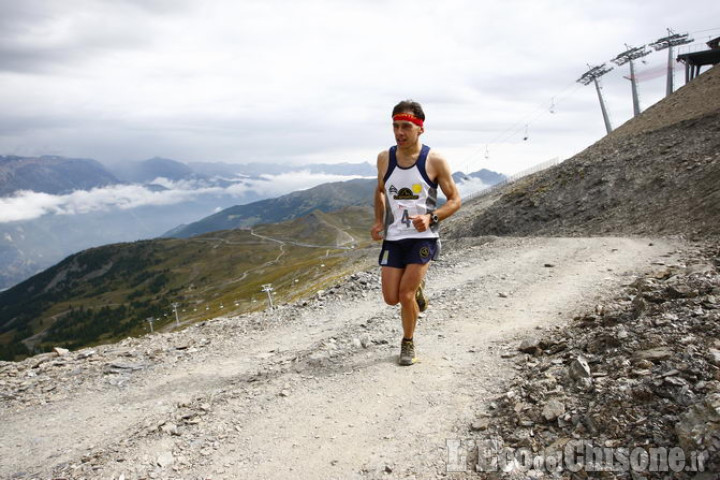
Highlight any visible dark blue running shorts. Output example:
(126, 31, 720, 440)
(378, 238, 439, 268)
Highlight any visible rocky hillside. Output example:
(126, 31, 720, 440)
(449, 66, 720, 240)
(482, 242, 720, 476)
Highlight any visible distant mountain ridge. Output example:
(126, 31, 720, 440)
(105, 157, 201, 184)
(0, 152, 506, 290)
(0, 155, 377, 194)
(0, 157, 381, 290)
(107, 158, 377, 185)
(165, 168, 509, 239)
(452, 168, 506, 186)
(187, 161, 376, 179)
(0, 155, 119, 196)
(165, 178, 377, 238)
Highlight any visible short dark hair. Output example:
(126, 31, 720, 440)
(392, 100, 425, 121)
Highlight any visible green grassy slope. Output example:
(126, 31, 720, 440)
(0, 206, 375, 360)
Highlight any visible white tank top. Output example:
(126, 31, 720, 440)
(383, 144, 439, 241)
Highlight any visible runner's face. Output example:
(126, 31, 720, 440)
(393, 114, 423, 147)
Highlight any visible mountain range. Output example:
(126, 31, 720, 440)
(0, 155, 118, 196)
(165, 168, 510, 239)
(0, 155, 378, 194)
(164, 178, 377, 238)
(0, 156, 504, 289)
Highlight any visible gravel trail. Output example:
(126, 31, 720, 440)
(0, 236, 681, 479)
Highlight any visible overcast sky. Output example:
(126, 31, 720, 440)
(1, 0, 718, 176)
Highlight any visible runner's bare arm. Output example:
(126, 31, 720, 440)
(371, 151, 389, 241)
(432, 152, 461, 220)
(411, 151, 461, 231)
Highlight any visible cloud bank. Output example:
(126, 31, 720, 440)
(0, 172, 370, 223)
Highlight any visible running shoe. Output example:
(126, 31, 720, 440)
(399, 338, 416, 366)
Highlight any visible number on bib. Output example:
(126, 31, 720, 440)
(401, 209, 411, 228)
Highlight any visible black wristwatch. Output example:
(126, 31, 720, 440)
(429, 213, 440, 225)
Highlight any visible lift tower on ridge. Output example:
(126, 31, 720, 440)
(577, 63, 614, 135)
(612, 44, 651, 117)
(649, 29, 693, 96)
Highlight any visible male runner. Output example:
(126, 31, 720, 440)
(370, 100, 461, 366)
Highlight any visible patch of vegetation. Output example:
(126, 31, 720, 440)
(0, 207, 375, 360)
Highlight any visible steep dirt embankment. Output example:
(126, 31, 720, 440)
(0, 236, 681, 479)
(449, 66, 720, 240)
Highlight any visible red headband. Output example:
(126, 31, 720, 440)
(392, 113, 424, 127)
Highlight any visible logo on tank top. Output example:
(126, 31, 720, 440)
(394, 187, 419, 200)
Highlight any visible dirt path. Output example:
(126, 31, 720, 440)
(0, 236, 681, 479)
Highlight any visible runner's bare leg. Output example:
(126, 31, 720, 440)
(398, 263, 430, 339)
